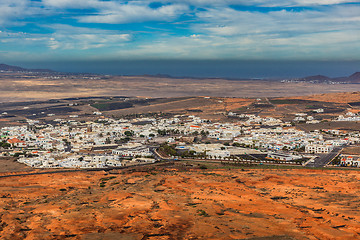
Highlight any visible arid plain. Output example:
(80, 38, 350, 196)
(1, 163, 360, 240)
(1, 73, 360, 102)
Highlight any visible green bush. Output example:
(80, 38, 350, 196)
(197, 209, 209, 217)
(199, 165, 208, 170)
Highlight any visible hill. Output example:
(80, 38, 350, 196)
(300, 75, 331, 82)
(0, 63, 54, 73)
(347, 72, 360, 82)
(298, 72, 360, 84)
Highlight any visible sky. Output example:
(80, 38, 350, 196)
(0, 0, 360, 77)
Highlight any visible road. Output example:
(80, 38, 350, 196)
(150, 147, 172, 161)
(306, 147, 342, 168)
(151, 146, 345, 169)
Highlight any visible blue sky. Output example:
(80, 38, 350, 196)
(0, 0, 360, 62)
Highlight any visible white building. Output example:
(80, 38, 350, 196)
(267, 153, 302, 161)
(112, 146, 152, 157)
(305, 144, 333, 154)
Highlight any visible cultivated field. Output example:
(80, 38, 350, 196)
(1, 92, 360, 128)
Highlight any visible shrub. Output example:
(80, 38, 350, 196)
(199, 165, 208, 170)
(197, 209, 209, 217)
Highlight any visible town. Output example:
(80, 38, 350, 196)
(1, 110, 360, 169)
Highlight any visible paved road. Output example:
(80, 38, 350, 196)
(306, 147, 342, 168)
(150, 147, 172, 161)
(151, 147, 344, 169)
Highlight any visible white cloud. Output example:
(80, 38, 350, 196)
(0, 0, 359, 60)
(194, 5, 360, 36)
(1, 0, 359, 27)
(169, 0, 360, 7)
(41, 0, 124, 10)
(107, 3, 360, 60)
(42, 0, 189, 24)
(111, 27, 360, 60)
(78, 3, 189, 24)
(289, 0, 359, 6)
(46, 25, 131, 50)
(0, 0, 28, 25)
(0, 25, 130, 52)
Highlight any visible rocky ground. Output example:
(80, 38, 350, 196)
(0, 163, 360, 240)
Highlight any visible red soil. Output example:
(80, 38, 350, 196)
(0, 165, 359, 240)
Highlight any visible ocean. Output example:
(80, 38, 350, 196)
(14, 60, 360, 79)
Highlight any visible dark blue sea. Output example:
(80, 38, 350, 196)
(14, 60, 360, 79)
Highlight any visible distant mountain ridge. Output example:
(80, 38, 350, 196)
(0, 63, 54, 73)
(348, 72, 360, 81)
(297, 72, 360, 83)
(301, 75, 331, 81)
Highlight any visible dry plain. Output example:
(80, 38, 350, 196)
(1, 73, 360, 102)
(0, 163, 360, 240)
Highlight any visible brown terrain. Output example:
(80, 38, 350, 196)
(97, 97, 256, 121)
(0, 162, 360, 240)
(1, 72, 360, 102)
(278, 92, 360, 104)
(0, 70, 359, 126)
(1, 92, 359, 128)
(0, 157, 32, 173)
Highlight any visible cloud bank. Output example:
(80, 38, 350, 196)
(0, 0, 359, 61)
